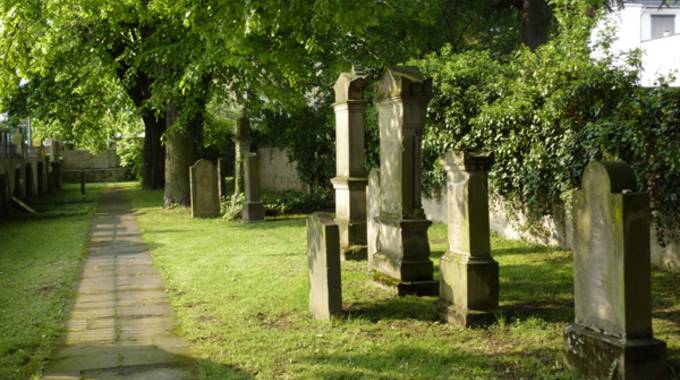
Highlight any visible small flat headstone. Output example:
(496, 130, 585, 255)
(189, 159, 220, 218)
(307, 212, 342, 320)
(565, 160, 666, 379)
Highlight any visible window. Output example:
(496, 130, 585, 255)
(651, 15, 675, 39)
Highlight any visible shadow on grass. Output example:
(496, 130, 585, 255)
(230, 218, 306, 230)
(302, 346, 579, 380)
(344, 296, 439, 322)
(42, 345, 252, 380)
(493, 244, 566, 256)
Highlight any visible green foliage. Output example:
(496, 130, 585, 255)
(417, 5, 680, 238)
(221, 193, 244, 221)
(262, 190, 332, 216)
(116, 137, 144, 181)
(258, 103, 335, 191)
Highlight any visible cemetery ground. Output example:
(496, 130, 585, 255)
(0, 184, 678, 379)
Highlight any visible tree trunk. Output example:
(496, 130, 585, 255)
(141, 111, 166, 190)
(163, 103, 198, 207)
(522, 0, 551, 51)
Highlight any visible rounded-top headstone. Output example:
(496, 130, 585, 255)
(374, 67, 433, 103)
(334, 69, 369, 104)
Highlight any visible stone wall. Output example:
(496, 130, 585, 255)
(423, 192, 680, 272)
(62, 149, 131, 182)
(256, 147, 308, 193)
(62, 149, 120, 170)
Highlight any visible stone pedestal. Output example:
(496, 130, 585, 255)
(232, 116, 252, 206)
(332, 66, 369, 261)
(242, 153, 265, 221)
(370, 67, 436, 296)
(307, 212, 342, 320)
(439, 151, 498, 327)
(189, 159, 220, 218)
(565, 161, 666, 379)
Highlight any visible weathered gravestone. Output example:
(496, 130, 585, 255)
(439, 151, 498, 327)
(370, 67, 436, 296)
(565, 160, 666, 380)
(232, 116, 252, 207)
(332, 66, 369, 260)
(189, 159, 220, 218)
(307, 212, 342, 320)
(242, 153, 265, 221)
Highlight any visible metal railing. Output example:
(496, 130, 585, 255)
(0, 144, 18, 158)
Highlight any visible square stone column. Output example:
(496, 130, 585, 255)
(565, 161, 666, 379)
(439, 151, 498, 327)
(332, 66, 369, 260)
(371, 67, 436, 296)
(242, 153, 265, 221)
(231, 116, 252, 206)
(307, 212, 342, 320)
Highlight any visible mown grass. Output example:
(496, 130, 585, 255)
(0, 183, 108, 380)
(127, 184, 680, 380)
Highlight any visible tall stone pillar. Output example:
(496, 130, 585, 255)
(242, 153, 265, 221)
(439, 151, 498, 327)
(371, 67, 436, 296)
(332, 66, 369, 260)
(231, 116, 252, 206)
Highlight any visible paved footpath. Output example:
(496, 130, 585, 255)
(43, 190, 193, 380)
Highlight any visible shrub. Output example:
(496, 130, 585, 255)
(416, 5, 680, 240)
(262, 190, 333, 216)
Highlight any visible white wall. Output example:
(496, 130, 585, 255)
(594, 3, 680, 86)
(256, 147, 308, 193)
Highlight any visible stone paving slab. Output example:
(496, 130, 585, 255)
(43, 190, 193, 379)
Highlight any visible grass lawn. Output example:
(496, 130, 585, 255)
(127, 184, 679, 379)
(0, 183, 108, 380)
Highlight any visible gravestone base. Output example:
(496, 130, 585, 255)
(439, 252, 499, 327)
(371, 218, 436, 296)
(342, 244, 367, 261)
(565, 324, 667, 380)
(337, 219, 367, 260)
(440, 304, 497, 328)
(369, 272, 438, 297)
(242, 201, 265, 221)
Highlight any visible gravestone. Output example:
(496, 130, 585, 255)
(307, 212, 342, 320)
(367, 169, 381, 269)
(189, 159, 220, 218)
(231, 116, 252, 207)
(439, 151, 498, 327)
(564, 160, 666, 379)
(242, 153, 265, 221)
(370, 67, 436, 296)
(332, 66, 369, 260)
